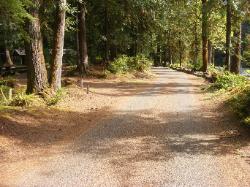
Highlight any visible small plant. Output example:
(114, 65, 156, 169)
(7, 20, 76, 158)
(228, 86, 250, 125)
(0, 77, 16, 87)
(9, 92, 37, 107)
(209, 71, 247, 90)
(107, 55, 129, 74)
(107, 54, 153, 74)
(128, 54, 153, 72)
(46, 89, 64, 106)
(0, 85, 12, 105)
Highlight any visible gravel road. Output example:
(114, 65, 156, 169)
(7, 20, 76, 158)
(4, 68, 250, 187)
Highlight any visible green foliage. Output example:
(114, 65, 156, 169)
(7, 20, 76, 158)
(0, 77, 16, 87)
(228, 86, 250, 125)
(46, 89, 64, 106)
(108, 55, 130, 74)
(108, 55, 153, 74)
(129, 54, 153, 72)
(9, 92, 37, 107)
(0, 85, 11, 104)
(210, 71, 247, 90)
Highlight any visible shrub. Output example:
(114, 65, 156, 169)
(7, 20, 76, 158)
(0, 85, 11, 104)
(9, 92, 37, 107)
(210, 71, 247, 90)
(228, 86, 250, 125)
(107, 55, 129, 74)
(107, 54, 153, 74)
(46, 89, 64, 106)
(128, 54, 153, 72)
(0, 77, 16, 87)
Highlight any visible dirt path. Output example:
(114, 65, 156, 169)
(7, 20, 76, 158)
(1, 68, 250, 186)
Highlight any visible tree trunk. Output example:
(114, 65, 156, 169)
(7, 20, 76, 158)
(208, 40, 212, 64)
(104, 1, 109, 63)
(77, 1, 88, 77)
(201, 0, 208, 72)
(26, 0, 48, 94)
(212, 47, 215, 65)
(3, 49, 14, 67)
(50, 0, 66, 91)
(225, 0, 232, 70)
(230, 23, 241, 74)
(179, 39, 182, 67)
(194, 22, 199, 66)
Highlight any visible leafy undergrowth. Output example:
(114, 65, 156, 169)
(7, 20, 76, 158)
(107, 54, 153, 75)
(208, 71, 247, 91)
(0, 83, 65, 109)
(227, 85, 250, 125)
(207, 70, 250, 125)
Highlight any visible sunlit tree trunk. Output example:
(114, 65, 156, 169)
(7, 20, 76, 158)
(3, 48, 13, 67)
(26, 0, 48, 94)
(50, 0, 66, 91)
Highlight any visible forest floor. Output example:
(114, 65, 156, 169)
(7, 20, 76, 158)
(1, 67, 250, 186)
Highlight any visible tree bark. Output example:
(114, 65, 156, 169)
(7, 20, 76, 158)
(77, 1, 88, 76)
(50, 0, 66, 91)
(230, 23, 241, 74)
(3, 49, 14, 67)
(201, 0, 208, 72)
(26, 0, 48, 94)
(208, 40, 212, 64)
(194, 22, 199, 66)
(179, 39, 182, 67)
(225, 0, 232, 70)
(104, 1, 109, 63)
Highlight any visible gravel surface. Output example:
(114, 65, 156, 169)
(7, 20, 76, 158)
(2, 67, 250, 187)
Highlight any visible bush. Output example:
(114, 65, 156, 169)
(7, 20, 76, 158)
(0, 85, 11, 104)
(228, 86, 250, 125)
(0, 77, 16, 87)
(209, 71, 247, 90)
(108, 55, 129, 74)
(46, 89, 64, 106)
(107, 55, 153, 74)
(9, 92, 37, 107)
(128, 54, 153, 72)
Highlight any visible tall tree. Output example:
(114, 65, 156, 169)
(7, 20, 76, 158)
(225, 0, 232, 70)
(26, 0, 48, 94)
(230, 23, 241, 74)
(50, 0, 67, 91)
(77, 0, 88, 76)
(201, 0, 209, 72)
